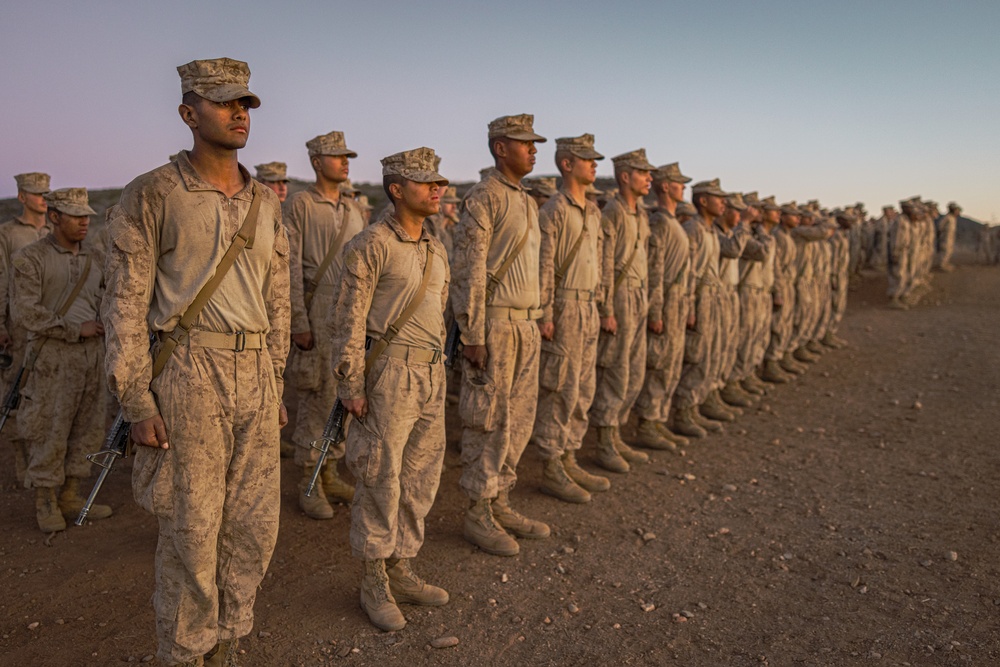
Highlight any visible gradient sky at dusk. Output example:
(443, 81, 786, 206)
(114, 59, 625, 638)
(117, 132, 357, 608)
(1, 0, 997, 220)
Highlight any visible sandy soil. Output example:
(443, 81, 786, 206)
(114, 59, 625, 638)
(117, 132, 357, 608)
(1, 258, 998, 667)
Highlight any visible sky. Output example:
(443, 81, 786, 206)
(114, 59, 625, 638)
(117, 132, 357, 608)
(1, 0, 997, 220)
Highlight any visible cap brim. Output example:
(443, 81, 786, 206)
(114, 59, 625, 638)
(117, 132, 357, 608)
(669, 175, 692, 184)
(405, 170, 449, 186)
(505, 131, 547, 143)
(569, 148, 605, 160)
(21, 187, 50, 194)
(195, 83, 261, 109)
(54, 204, 97, 216)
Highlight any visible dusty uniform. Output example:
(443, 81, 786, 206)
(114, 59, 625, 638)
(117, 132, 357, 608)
(765, 227, 797, 362)
(886, 215, 912, 299)
(828, 228, 850, 335)
(12, 237, 104, 488)
(869, 217, 888, 270)
(811, 224, 835, 341)
(715, 223, 756, 388)
(675, 215, 723, 409)
(284, 187, 364, 465)
(635, 206, 689, 422)
(451, 168, 541, 500)
(733, 225, 775, 381)
(789, 227, 825, 349)
(424, 212, 455, 259)
(531, 190, 603, 459)
(591, 194, 649, 427)
(103, 152, 290, 665)
(935, 213, 956, 269)
(328, 217, 449, 559)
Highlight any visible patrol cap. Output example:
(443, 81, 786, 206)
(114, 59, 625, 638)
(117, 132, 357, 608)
(948, 201, 962, 213)
(44, 188, 96, 216)
(307, 131, 357, 158)
(339, 179, 360, 196)
(488, 114, 547, 142)
(743, 192, 761, 207)
(676, 200, 697, 217)
(760, 196, 780, 212)
(780, 201, 800, 216)
(691, 178, 726, 197)
(380, 147, 448, 185)
(554, 134, 604, 160)
(523, 177, 558, 198)
(177, 58, 260, 108)
(726, 193, 747, 211)
(14, 172, 50, 194)
(882, 204, 895, 212)
(612, 149, 656, 172)
(799, 205, 815, 218)
(653, 162, 691, 184)
(834, 208, 856, 223)
(254, 161, 288, 182)
(442, 186, 461, 204)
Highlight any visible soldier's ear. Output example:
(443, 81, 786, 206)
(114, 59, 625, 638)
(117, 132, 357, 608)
(388, 181, 404, 203)
(178, 103, 197, 129)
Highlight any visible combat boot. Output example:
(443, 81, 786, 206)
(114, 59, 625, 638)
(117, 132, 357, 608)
(701, 391, 736, 422)
(298, 466, 334, 520)
(741, 374, 767, 395)
(562, 451, 610, 492)
(793, 346, 818, 363)
(204, 638, 239, 667)
(761, 359, 791, 384)
(635, 419, 676, 452)
(360, 559, 406, 631)
(655, 422, 689, 447)
(279, 437, 295, 458)
(613, 428, 649, 464)
(887, 296, 908, 310)
(386, 559, 449, 606)
(540, 457, 591, 503)
(59, 478, 112, 521)
(672, 407, 707, 438)
(821, 332, 847, 349)
(595, 426, 629, 473)
(720, 382, 754, 408)
(693, 407, 724, 432)
(806, 340, 826, 355)
(493, 489, 550, 539)
(780, 353, 807, 375)
(321, 461, 356, 505)
(35, 487, 66, 533)
(463, 498, 519, 556)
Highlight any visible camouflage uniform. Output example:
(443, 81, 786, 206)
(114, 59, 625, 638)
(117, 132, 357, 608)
(733, 223, 775, 382)
(591, 193, 649, 428)
(103, 146, 290, 665)
(714, 219, 757, 390)
(811, 221, 835, 342)
(765, 223, 798, 362)
(789, 224, 827, 350)
(12, 236, 104, 489)
(935, 210, 957, 271)
(886, 212, 912, 300)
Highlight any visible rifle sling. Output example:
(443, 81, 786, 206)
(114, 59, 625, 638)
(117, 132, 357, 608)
(304, 208, 353, 310)
(485, 216, 531, 305)
(151, 185, 261, 379)
(554, 226, 587, 289)
(614, 232, 641, 289)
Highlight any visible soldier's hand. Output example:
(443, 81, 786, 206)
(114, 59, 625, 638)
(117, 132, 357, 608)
(648, 319, 664, 335)
(343, 397, 368, 421)
(686, 311, 696, 330)
(132, 415, 169, 449)
(463, 344, 488, 369)
(278, 402, 288, 428)
(538, 321, 555, 341)
(292, 331, 314, 351)
(600, 316, 617, 335)
(80, 321, 104, 338)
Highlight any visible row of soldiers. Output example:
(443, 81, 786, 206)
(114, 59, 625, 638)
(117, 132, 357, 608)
(0, 57, 972, 665)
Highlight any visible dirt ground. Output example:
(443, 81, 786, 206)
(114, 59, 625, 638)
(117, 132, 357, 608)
(1, 255, 998, 667)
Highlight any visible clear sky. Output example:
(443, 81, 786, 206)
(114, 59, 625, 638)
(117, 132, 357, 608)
(1, 0, 997, 220)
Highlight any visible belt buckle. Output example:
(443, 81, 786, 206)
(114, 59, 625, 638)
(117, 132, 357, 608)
(234, 331, 246, 352)
(431, 349, 442, 364)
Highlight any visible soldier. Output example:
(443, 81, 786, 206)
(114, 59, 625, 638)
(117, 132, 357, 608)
(530, 133, 610, 504)
(0, 172, 52, 484)
(590, 148, 655, 471)
(762, 202, 803, 381)
(634, 163, 692, 451)
(675, 200, 697, 224)
(935, 202, 960, 272)
(821, 209, 852, 348)
(789, 207, 831, 364)
(339, 179, 360, 200)
(356, 194, 374, 225)
(451, 114, 549, 557)
(12, 188, 108, 532)
(886, 199, 913, 309)
(806, 208, 836, 356)
(103, 58, 290, 666)
(523, 176, 558, 209)
(326, 147, 450, 631)
(254, 162, 289, 203)
(285, 130, 364, 519)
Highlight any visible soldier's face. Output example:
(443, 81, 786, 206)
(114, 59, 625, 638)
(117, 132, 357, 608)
(568, 156, 597, 185)
(52, 211, 90, 243)
(499, 139, 537, 178)
(185, 97, 251, 150)
(667, 181, 685, 203)
(316, 155, 350, 183)
(401, 180, 441, 217)
(703, 193, 725, 217)
(765, 209, 781, 224)
(723, 206, 740, 228)
(441, 202, 458, 218)
(18, 191, 47, 215)
(263, 180, 288, 202)
(782, 214, 800, 228)
(625, 169, 652, 197)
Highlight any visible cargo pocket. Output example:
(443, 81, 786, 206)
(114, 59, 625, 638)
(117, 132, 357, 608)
(538, 351, 568, 392)
(131, 446, 173, 518)
(289, 344, 323, 392)
(460, 369, 498, 432)
(684, 329, 704, 364)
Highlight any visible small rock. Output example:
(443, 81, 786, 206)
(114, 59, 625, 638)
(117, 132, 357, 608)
(642, 532, 656, 542)
(567, 603, 580, 614)
(722, 484, 737, 492)
(141, 656, 155, 664)
(257, 631, 271, 638)
(351, 648, 360, 654)
(718, 527, 731, 535)
(27, 622, 39, 630)
(682, 473, 696, 481)
(891, 399, 900, 406)
(54, 619, 64, 625)
(430, 636, 459, 649)
(543, 616, 552, 624)
(680, 610, 694, 618)
(671, 613, 687, 623)
(697, 602, 708, 610)
(613, 623, 621, 629)
(945, 551, 958, 561)
(912, 401, 923, 410)
(770, 438, 780, 446)
(640, 602, 655, 612)
(501, 573, 509, 583)
(561, 546, 575, 554)
(920, 559, 933, 567)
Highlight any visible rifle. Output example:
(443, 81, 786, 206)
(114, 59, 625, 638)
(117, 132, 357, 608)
(305, 399, 347, 497)
(444, 321, 462, 368)
(0, 364, 28, 435)
(75, 410, 131, 526)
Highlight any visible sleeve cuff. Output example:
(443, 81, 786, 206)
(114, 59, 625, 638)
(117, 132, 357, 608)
(122, 392, 160, 424)
(338, 376, 366, 401)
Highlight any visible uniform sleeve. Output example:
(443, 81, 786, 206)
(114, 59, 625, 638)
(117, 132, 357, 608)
(537, 200, 559, 324)
(330, 236, 380, 400)
(285, 195, 311, 335)
(10, 249, 82, 343)
(771, 238, 785, 297)
(598, 211, 617, 317)
(685, 224, 700, 304)
(718, 225, 749, 259)
(440, 246, 451, 341)
(265, 215, 291, 401)
(101, 199, 159, 423)
(645, 216, 666, 324)
(450, 191, 493, 346)
(740, 232, 769, 262)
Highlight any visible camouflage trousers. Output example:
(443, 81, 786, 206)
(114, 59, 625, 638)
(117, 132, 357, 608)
(812, 278, 833, 341)
(829, 271, 849, 334)
(635, 284, 687, 422)
(20, 337, 105, 488)
(346, 355, 445, 560)
(132, 346, 280, 665)
(887, 252, 909, 298)
(935, 234, 955, 269)
(591, 284, 648, 427)
(732, 285, 772, 382)
(790, 276, 818, 350)
(531, 298, 599, 460)
(290, 288, 345, 466)
(458, 318, 539, 501)
(675, 283, 722, 410)
(765, 282, 795, 362)
(716, 285, 740, 388)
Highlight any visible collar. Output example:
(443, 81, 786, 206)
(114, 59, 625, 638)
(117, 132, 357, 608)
(45, 234, 88, 256)
(485, 168, 526, 192)
(176, 150, 253, 202)
(306, 184, 348, 208)
(557, 188, 587, 213)
(385, 215, 433, 245)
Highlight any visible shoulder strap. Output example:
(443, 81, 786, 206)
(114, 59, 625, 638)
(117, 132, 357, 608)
(554, 227, 587, 289)
(57, 254, 93, 317)
(614, 232, 642, 289)
(364, 242, 435, 375)
(304, 207, 353, 309)
(151, 186, 261, 379)
(485, 222, 531, 304)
